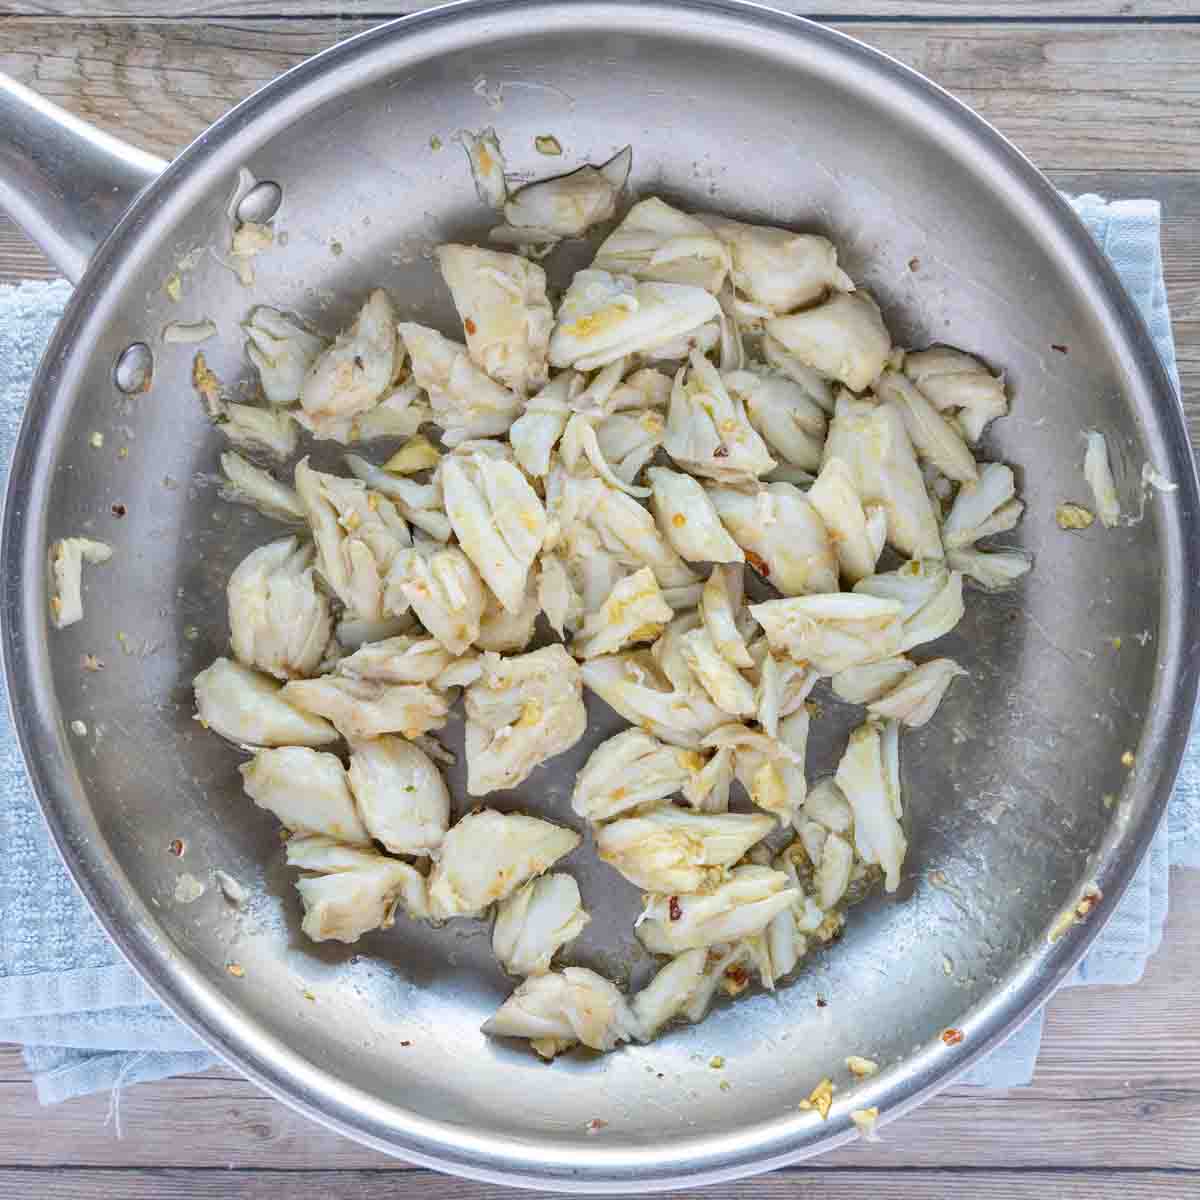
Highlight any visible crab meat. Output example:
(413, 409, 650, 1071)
(806, 457, 885, 585)
(636, 865, 800, 954)
(240, 746, 368, 843)
(482, 966, 637, 1056)
(947, 545, 1033, 591)
(700, 564, 753, 668)
(476, 577, 541, 653)
(509, 371, 583, 477)
(548, 270, 721, 371)
(287, 834, 430, 943)
(1083, 430, 1121, 528)
(492, 874, 590, 976)
(48, 537, 112, 629)
(904, 346, 1008, 443)
(631, 948, 709, 1041)
(583, 483, 699, 597)
(335, 634, 453, 684)
(295, 458, 411, 622)
(647, 467, 744, 564)
(704, 721, 805, 824)
(384, 543, 486, 656)
(703, 217, 854, 313)
(750, 592, 905, 675)
(400, 323, 523, 445)
(350, 382, 433, 443)
(596, 806, 775, 893)
(680, 625, 756, 717)
(822, 392, 943, 560)
(572, 728, 700, 822)
(752, 647, 819, 736)
(343, 734, 450, 856)
(766, 292, 891, 392)
(463, 645, 587, 795)
(219, 452, 305, 523)
(194, 657, 337, 747)
(441, 452, 546, 614)
(538, 550, 583, 638)
(831, 656, 915, 704)
(281, 674, 449, 741)
(855, 561, 965, 652)
(707, 483, 838, 596)
(867, 658, 965, 727)
(459, 127, 507, 209)
(801, 776, 854, 835)
(724, 368, 827, 473)
(761, 337, 837, 414)
(573, 566, 674, 659)
(436, 245, 553, 396)
(497, 146, 631, 242)
(941, 462, 1022, 550)
(835, 722, 906, 892)
(227, 537, 332, 680)
(663, 351, 775, 483)
(244, 306, 326, 407)
(593, 197, 730, 292)
(299, 290, 399, 428)
(876, 370, 978, 484)
(343, 456, 452, 543)
(428, 808, 581, 919)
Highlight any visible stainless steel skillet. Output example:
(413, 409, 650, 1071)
(1, 1, 1197, 1190)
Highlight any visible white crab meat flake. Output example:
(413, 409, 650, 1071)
(194, 657, 337, 748)
(594, 197, 730, 292)
(241, 746, 369, 844)
(766, 292, 891, 392)
(348, 734, 450, 856)
(492, 873, 590, 976)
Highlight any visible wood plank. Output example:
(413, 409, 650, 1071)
(0, 870, 1197, 1170)
(0, 20, 1198, 171)
(0, 1168, 1193, 1200)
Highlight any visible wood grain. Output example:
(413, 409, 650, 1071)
(0, 20, 1199, 170)
(0, 1168, 1193, 1199)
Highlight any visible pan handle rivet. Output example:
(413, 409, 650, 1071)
(114, 343, 154, 394)
(236, 181, 283, 225)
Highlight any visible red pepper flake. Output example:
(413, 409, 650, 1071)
(111, 502, 127, 518)
(712, 444, 730, 458)
(167, 838, 185, 857)
(668, 896, 682, 922)
(585, 1118, 608, 1135)
(400, 1040, 412, 1047)
(745, 550, 770, 577)
(1051, 343, 1069, 354)
(464, 317, 477, 335)
(726, 966, 749, 988)
(941, 1027, 964, 1046)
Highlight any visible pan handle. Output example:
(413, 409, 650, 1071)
(0, 75, 166, 284)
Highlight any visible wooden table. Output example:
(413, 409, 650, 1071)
(1, 4, 1197, 1197)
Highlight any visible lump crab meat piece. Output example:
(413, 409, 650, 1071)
(663, 350, 775, 483)
(703, 216, 854, 313)
(876, 369, 977, 484)
(854, 560, 965, 652)
(48, 537, 112, 629)
(548, 269, 721, 371)
(580, 650, 727, 750)
(766, 291, 891, 392)
(835, 721, 907, 892)
(704, 721, 806, 824)
(822, 391, 943, 560)
(867, 657, 966, 728)
(724, 368, 827, 473)
(343, 455, 452, 544)
(384, 542, 486, 656)
(243, 306, 327, 407)
(752, 646, 819, 736)
(287, 834, 430, 943)
(428, 808, 581, 919)
(947, 545, 1033, 591)
(347, 734, 450, 856)
(441, 451, 546, 614)
(941, 462, 1023, 549)
(299, 289, 399, 426)
(334, 634, 453, 684)
(636, 865, 800, 954)
(482, 966, 638, 1056)
(194, 657, 337, 747)
(761, 336, 837, 414)
(572, 727, 702, 822)
(437, 244, 553, 396)
(801, 776, 854, 834)
(587, 484, 699, 593)
(649, 467, 744, 564)
(294, 458, 411, 622)
(459, 127, 507, 209)
(492, 874, 590, 976)
(281, 674, 449, 741)
(904, 346, 1008, 443)
(463, 645, 587, 796)
(496, 146, 631, 242)
(700, 564, 753, 668)
(593, 197, 730, 292)
(400, 322, 523, 445)
(831, 656, 915, 704)
(631, 948, 709, 1041)
(707, 482, 838, 596)
(219, 451, 305, 524)
(680, 625, 757, 718)
(572, 566, 674, 659)
(476, 575, 541, 653)
(591, 408, 666, 486)
(537, 549, 584, 638)
(509, 371, 583, 477)
(806, 457, 885, 585)
(241, 746, 369, 843)
(750, 592, 906, 675)
(227, 536, 332, 681)
(683, 745, 734, 813)
(596, 805, 775, 893)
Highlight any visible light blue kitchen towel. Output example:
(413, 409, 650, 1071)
(0, 194, 1193, 1105)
